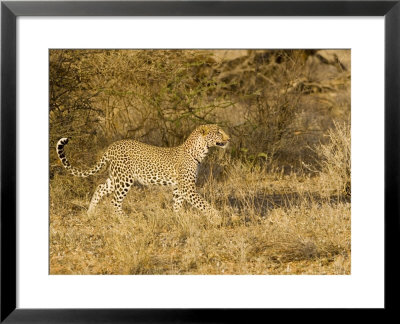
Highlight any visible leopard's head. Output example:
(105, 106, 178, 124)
(184, 125, 230, 164)
(197, 124, 230, 149)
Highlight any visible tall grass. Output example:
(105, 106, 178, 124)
(303, 121, 351, 197)
(317, 121, 351, 196)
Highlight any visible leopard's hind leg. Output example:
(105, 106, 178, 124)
(111, 178, 134, 215)
(88, 178, 114, 215)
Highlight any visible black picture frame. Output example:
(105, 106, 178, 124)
(1, 0, 398, 322)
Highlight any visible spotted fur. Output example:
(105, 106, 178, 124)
(56, 125, 230, 215)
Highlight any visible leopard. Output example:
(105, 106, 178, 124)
(56, 124, 230, 217)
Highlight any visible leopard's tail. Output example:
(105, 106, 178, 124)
(56, 138, 108, 177)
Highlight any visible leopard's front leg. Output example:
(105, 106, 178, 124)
(180, 181, 222, 224)
(184, 185, 215, 213)
(172, 187, 184, 212)
(175, 164, 222, 224)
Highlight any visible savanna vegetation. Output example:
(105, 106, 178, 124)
(50, 49, 350, 275)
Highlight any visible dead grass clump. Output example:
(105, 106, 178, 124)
(313, 121, 351, 197)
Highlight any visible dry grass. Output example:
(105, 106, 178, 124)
(50, 129, 350, 275)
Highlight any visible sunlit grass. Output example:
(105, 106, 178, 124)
(50, 151, 350, 275)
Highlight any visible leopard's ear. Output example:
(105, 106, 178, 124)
(200, 126, 209, 136)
